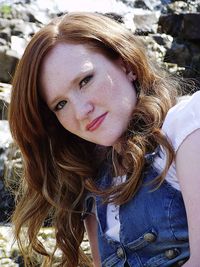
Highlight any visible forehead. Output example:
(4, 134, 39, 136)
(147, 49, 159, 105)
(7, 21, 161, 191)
(40, 43, 96, 97)
(42, 42, 95, 73)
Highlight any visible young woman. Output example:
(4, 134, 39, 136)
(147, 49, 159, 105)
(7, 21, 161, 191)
(9, 12, 200, 267)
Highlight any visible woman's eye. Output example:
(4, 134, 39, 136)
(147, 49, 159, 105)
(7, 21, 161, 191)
(79, 75, 93, 89)
(54, 100, 67, 111)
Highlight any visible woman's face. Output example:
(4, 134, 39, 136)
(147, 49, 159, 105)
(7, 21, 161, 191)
(41, 43, 137, 146)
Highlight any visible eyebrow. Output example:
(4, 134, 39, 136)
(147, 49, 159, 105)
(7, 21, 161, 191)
(48, 66, 94, 109)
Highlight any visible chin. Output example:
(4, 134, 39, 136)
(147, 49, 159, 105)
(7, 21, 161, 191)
(97, 137, 121, 147)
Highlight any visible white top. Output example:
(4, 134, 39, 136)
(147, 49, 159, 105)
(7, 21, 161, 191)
(105, 91, 200, 241)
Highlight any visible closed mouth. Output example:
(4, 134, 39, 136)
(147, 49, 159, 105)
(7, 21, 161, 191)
(86, 112, 108, 131)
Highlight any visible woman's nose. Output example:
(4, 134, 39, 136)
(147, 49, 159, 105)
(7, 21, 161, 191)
(73, 101, 94, 121)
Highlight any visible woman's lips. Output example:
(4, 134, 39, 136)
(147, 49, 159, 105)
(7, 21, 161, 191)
(86, 112, 108, 131)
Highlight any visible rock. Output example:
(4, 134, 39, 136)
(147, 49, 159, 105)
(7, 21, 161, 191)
(0, 226, 21, 266)
(0, 120, 13, 174)
(0, 48, 19, 84)
(0, 109, 22, 224)
(134, 0, 151, 10)
(183, 53, 200, 80)
(144, 33, 173, 64)
(181, 13, 200, 40)
(0, 119, 15, 224)
(121, 0, 171, 11)
(157, 12, 200, 82)
(158, 13, 200, 40)
(104, 12, 124, 24)
(0, 82, 11, 120)
(0, 226, 91, 266)
(0, 38, 7, 46)
(164, 41, 191, 67)
(0, 178, 15, 224)
(0, 18, 11, 39)
(11, 36, 28, 58)
(151, 33, 173, 48)
(10, 19, 40, 38)
(0, 4, 12, 20)
(134, 11, 159, 34)
(158, 13, 183, 37)
(167, 0, 199, 13)
(167, 1, 192, 13)
(0, 28, 11, 43)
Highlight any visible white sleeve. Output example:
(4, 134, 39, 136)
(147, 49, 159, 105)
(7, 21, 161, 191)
(162, 90, 200, 152)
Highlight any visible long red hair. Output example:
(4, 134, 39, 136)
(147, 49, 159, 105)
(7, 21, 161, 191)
(9, 12, 180, 266)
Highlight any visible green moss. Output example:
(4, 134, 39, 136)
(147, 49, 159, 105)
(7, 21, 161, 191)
(0, 4, 12, 16)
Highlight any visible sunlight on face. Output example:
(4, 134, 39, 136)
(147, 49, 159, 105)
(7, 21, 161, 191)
(41, 43, 137, 146)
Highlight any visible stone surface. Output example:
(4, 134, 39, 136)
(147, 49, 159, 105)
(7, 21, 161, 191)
(0, 118, 15, 224)
(164, 41, 191, 67)
(158, 13, 200, 40)
(134, 11, 159, 34)
(158, 14, 183, 37)
(0, 226, 90, 266)
(181, 13, 200, 40)
(0, 82, 11, 120)
(0, 49, 19, 83)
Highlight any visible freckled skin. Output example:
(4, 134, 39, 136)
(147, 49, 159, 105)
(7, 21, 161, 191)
(41, 43, 137, 146)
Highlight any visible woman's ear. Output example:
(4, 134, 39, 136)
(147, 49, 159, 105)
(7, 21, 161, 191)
(127, 71, 137, 82)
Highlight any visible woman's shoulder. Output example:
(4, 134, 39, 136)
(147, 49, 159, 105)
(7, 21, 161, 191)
(162, 90, 200, 152)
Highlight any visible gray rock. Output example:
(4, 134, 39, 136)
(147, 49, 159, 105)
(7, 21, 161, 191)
(0, 18, 12, 30)
(144, 35, 168, 64)
(0, 225, 91, 265)
(10, 19, 39, 37)
(0, 48, 19, 83)
(0, 38, 7, 46)
(0, 120, 15, 224)
(0, 120, 12, 151)
(181, 13, 200, 40)
(183, 53, 200, 79)
(151, 33, 173, 48)
(134, 0, 151, 10)
(167, 0, 199, 14)
(158, 13, 183, 37)
(134, 11, 159, 34)
(0, 82, 11, 120)
(164, 41, 190, 67)
(11, 36, 27, 58)
(158, 13, 200, 40)
(0, 105, 19, 224)
(0, 28, 11, 43)
(167, 1, 191, 13)
(121, 0, 171, 10)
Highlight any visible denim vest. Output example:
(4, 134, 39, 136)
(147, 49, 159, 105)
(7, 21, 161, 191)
(95, 162, 190, 267)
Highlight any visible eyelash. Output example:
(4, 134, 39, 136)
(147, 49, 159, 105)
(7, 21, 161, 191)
(79, 74, 93, 88)
(54, 100, 67, 112)
(54, 74, 93, 112)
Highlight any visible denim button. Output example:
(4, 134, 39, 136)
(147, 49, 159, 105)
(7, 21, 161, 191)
(116, 247, 125, 259)
(143, 233, 157, 242)
(165, 249, 179, 259)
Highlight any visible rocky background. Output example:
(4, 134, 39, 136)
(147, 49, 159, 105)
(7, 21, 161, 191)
(0, 0, 200, 266)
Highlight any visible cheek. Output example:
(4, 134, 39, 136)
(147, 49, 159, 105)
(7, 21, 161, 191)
(96, 77, 115, 98)
(56, 112, 74, 131)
